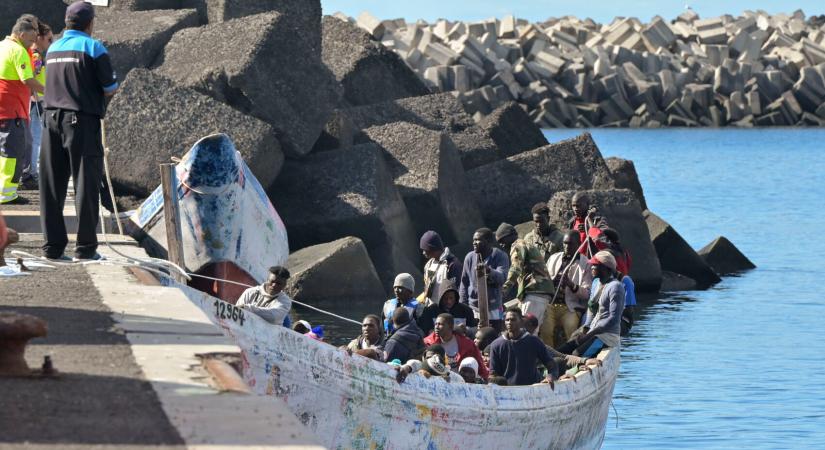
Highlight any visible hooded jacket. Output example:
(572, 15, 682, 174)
(384, 320, 425, 362)
(417, 279, 477, 335)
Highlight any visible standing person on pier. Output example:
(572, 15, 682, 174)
(39, 2, 118, 261)
(459, 228, 509, 332)
(21, 20, 53, 188)
(0, 18, 44, 204)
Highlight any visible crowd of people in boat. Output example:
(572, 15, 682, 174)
(237, 192, 637, 387)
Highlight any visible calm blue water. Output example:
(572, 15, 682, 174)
(543, 128, 825, 449)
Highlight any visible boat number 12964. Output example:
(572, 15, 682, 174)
(213, 300, 246, 326)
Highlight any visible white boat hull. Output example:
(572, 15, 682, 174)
(178, 283, 619, 450)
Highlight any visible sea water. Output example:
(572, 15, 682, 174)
(544, 128, 825, 448)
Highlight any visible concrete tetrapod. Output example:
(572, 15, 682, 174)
(106, 69, 283, 199)
(356, 122, 485, 248)
(94, 8, 199, 79)
(697, 236, 756, 275)
(286, 236, 386, 304)
(269, 143, 421, 293)
(156, 12, 340, 157)
(321, 15, 430, 107)
(468, 133, 615, 227)
(644, 210, 721, 288)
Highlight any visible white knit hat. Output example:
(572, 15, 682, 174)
(459, 357, 479, 377)
(393, 273, 415, 292)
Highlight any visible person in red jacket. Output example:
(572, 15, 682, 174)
(424, 313, 489, 380)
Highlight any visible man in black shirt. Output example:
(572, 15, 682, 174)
(489, 307, 558, 386)
(40, 2, 118, 261)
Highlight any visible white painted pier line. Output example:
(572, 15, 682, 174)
(87, 244, 325, 450)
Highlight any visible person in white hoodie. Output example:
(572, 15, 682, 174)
(236, 266, 292, 325)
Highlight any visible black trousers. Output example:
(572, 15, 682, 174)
(39, 109, 103, 259)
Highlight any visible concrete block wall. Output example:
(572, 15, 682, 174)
(344, 9, 825, 127)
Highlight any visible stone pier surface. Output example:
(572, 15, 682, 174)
(0, 235, 324, 450)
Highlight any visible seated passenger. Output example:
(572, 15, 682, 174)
(346, 314, 386, 356)
(601, 228, 632, 276)
(488, 307, 559, 386)
(619, 274, 636, 336)
(292, 320, 312, 334)
(417, 280, 477, 336)
(459, 357, 485, 384)
(384, 308, 425, 363)
(236, 266, 292, 325)
(423, 313, 489, 380)
(563, 251, 625, 357)
(524, 313, 539, 335)
(395, 344, 464, 383)
(474, 326, 500, 351)
(382, 273, 423, 335)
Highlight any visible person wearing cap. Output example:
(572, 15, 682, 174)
(39, 1, 118, 261)
(0, 18, 45, 204)
(563, 250, 624, 358)
(381, 273, 423, 335)
(459, 357, 484, 384)
(423, 313, 488, 380)
(236, 266, 293, 325)
(417, 279, 476, 336)
(545, 230, 593, 348)
(292, 320, 313, 334)
(495, 223, 518, 256)
(419, 230, 462, 306)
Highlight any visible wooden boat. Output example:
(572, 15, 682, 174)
(175, 282, 620, 450)
(128, 134, 289, 302)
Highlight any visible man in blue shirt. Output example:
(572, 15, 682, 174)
(40, 2, 118, 261)
(459, 228, 510, 331)
(381, 273, 423, 335)
(489, 307, 558, 386)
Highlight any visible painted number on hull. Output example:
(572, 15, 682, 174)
(213, 300, 246, 326)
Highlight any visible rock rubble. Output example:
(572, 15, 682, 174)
(348, 10, 825, 127)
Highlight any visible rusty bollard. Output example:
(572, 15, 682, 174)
(0, 312, 48, 376)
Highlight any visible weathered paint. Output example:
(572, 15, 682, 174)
(175, 282, 620, 450)
(130, 134, 289, 300)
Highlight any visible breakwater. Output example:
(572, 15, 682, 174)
(347, 10, 825, 127)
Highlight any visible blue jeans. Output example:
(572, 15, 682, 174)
(24, 102, 42, 180)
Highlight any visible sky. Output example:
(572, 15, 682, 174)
(320, 1, 823, 25)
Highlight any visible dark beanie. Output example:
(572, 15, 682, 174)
(66, 1, 95, 28)
(419, 230, 444, 251)
(495, 223, 517, 240)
